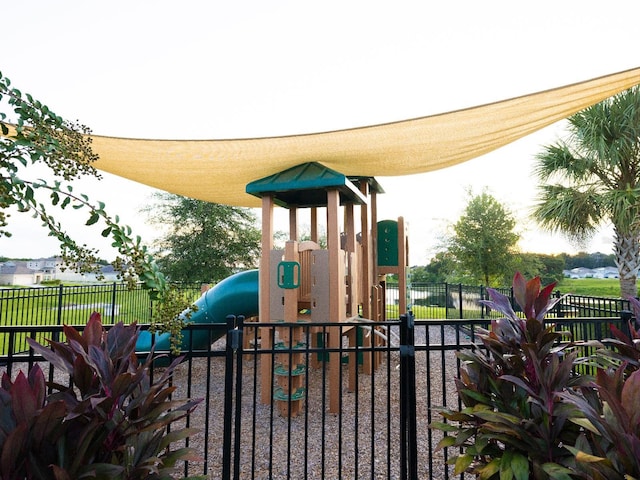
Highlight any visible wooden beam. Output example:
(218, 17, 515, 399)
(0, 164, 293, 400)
(289, 207, 298, 241)
(310, 207, 318, 243)
(260, 195, 274, 405)
(326, 189, 342, 413)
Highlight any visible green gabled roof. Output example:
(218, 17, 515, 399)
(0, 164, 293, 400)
(246, 162, 368, 208)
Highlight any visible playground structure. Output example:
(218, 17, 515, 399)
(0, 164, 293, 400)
(118, 70, 640, 418)
(246, 162, 409, 416)
(134, 162, 409, 417)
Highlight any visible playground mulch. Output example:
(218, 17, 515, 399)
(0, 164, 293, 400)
(173, 324, 463, 479)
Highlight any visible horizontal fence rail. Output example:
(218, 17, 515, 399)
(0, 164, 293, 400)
(0, 313, 632, 480)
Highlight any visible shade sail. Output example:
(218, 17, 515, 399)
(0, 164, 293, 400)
(12, 67, 640, 208)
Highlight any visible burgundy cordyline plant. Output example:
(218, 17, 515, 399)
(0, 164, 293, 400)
(431, 272, 590, 480)
(0, 312, 205, 480)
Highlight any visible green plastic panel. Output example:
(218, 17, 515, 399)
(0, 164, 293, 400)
(277, 261, 300, 289)
(377, 220, 399, 267)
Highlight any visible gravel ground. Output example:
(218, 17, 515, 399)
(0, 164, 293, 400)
(170, 323, 472, 479)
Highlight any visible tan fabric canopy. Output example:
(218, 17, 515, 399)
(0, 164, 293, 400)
(42, 67, 640, 207)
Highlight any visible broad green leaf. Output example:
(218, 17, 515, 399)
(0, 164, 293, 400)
(575, 450, 607, 463)
(478, 458, 501, 479)
(541, 463, 574, 480)
(500, 450, 513, 480)
(86, 212, 99, 226)
(511, 452, 529, 480)
(570, 417, 599, 434)
(436, 436, 457, 449)
(454, 454, 474, 475)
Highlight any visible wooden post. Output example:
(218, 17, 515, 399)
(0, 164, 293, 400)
(260, 195, 274, 405)
(327, 189, 342, 413)
(398, 216, 408, 315)
(289, 207, 298, 241)
(274, 240, 304, 417)
(358, 182, 374, 374)
(344, 203, 356, 317)
(359, 181, 371, 320)
(310, 207, 318, 243)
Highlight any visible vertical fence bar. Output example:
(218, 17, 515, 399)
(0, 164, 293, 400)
(399, 312, 418, 480)
(109, 283, 117, 324)
(222, 315, 238, 480)
(233, 315, 244, 480)
(54, 284, 64, 343)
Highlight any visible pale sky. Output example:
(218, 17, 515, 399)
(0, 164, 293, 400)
(2, 1, 639, 264)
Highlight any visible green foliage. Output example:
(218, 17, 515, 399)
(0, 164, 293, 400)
(562, 252, 615, 270)
(559, 296, 640, 479)
(0, 312, 204, 479)
(0, 72, 197, 349)
(144, 193, 261, 284)
(432, 273, 588, 479)
(447, 190, 519, 286)
(432, 272, 640, 479)
(514, 253, 566, 286)
(150, 287, 198, 354)
(533, 86, 640, 299)
(0, 71, 166, 296)
(412, 251, 457, 283)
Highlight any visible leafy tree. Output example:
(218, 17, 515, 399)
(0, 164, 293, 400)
(0, 72, 194, 349)
(562, 251, 615, 269)
(511, 252, 565, 286)
(532, 253, 565, 285)
(533, 86, 640, 299)
(447, 190, 519, 286)
(145, 193, 261, 283)
(0, 71, 165, 294)
(412, 251, 457, 283)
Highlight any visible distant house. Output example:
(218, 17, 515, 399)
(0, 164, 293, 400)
(0, 257, 122, 286)
(563, 266, 619, 279)
(0, 261, 50, 286)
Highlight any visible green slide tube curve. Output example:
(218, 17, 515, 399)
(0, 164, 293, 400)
(136, 269, 259, 352)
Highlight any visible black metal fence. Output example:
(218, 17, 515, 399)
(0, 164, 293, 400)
(0, 313, 631, 480)
(0, 282, 629, 333)
(386, 283, 632, 320)
(0, 282, 202, 355)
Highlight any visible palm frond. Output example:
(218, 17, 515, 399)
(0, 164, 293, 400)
(532, 185, 602, 242)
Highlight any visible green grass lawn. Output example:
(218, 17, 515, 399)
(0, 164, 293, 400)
(555, 277, 622, 298)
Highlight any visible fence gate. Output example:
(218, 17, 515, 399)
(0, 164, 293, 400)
(219, 313, 420, 480)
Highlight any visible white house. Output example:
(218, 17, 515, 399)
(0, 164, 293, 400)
(0, 257, 122, 286)
(563, 266, 619, 279)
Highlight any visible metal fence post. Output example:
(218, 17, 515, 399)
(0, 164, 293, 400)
(110, 282, 117, 324)
(232, 315, 244, 480)
(54, 284, 64, 342)
(445, 282, 450, 319)
(399, 311, 418, 480)
(222, 314, 241, 480)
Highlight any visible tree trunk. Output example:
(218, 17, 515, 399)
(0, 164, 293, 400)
(613, 226, 640, 299)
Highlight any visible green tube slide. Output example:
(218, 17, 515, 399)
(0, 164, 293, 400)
(136, 269, 259, 352)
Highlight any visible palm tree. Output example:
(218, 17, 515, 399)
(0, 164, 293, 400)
(533, 86, 640, 299)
